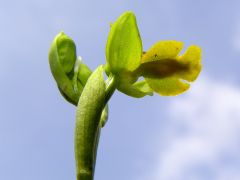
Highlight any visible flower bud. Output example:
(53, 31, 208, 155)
(49, 32, 79, 105)
(56, 32, 77, 74)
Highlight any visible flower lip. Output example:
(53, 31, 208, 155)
(135, 58, 190, 79)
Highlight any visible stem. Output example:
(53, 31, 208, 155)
(90, 77, 116, 179)
(74, 67, 116, 180)
(75, 67, 105, 180)
(92, 126, 101, 176)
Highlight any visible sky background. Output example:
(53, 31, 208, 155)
(1, 0, 240, 180)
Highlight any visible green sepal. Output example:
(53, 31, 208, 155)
(133, 80, 154, 96)
(116, 78, 153, 98)
(105, 11, 142, 75)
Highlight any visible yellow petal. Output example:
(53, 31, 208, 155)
(145, 77, 190, 96)
(142, 41, 183, 63)
(178, 45, 202, 82)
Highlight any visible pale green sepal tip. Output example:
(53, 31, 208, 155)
(117, 80, 153, 98)
(133, 80, 154, 96)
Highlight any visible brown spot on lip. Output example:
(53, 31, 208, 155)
(136, 59, 190, 78)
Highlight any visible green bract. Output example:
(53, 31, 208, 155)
(105, 12, 202, 97)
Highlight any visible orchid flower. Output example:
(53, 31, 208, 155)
(49, 11, 202, 180)
(105, 11, 202, 97)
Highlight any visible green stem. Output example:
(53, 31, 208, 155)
(92, 125, 101, 176)
(75, 67, 116, 180)
(90, 77, 116, 179)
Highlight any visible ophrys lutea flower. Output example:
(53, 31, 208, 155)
(105, 11, 202, 97)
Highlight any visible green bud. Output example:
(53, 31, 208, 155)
(49, 32, 79, 105)
(55, 32, 77, 74)
(49, 32, 110, 131)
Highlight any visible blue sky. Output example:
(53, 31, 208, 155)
(1, 0, 240, 180)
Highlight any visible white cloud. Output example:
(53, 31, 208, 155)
(140, 76, 240, 180)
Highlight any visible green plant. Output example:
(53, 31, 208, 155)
(49, 11, 201, 180)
